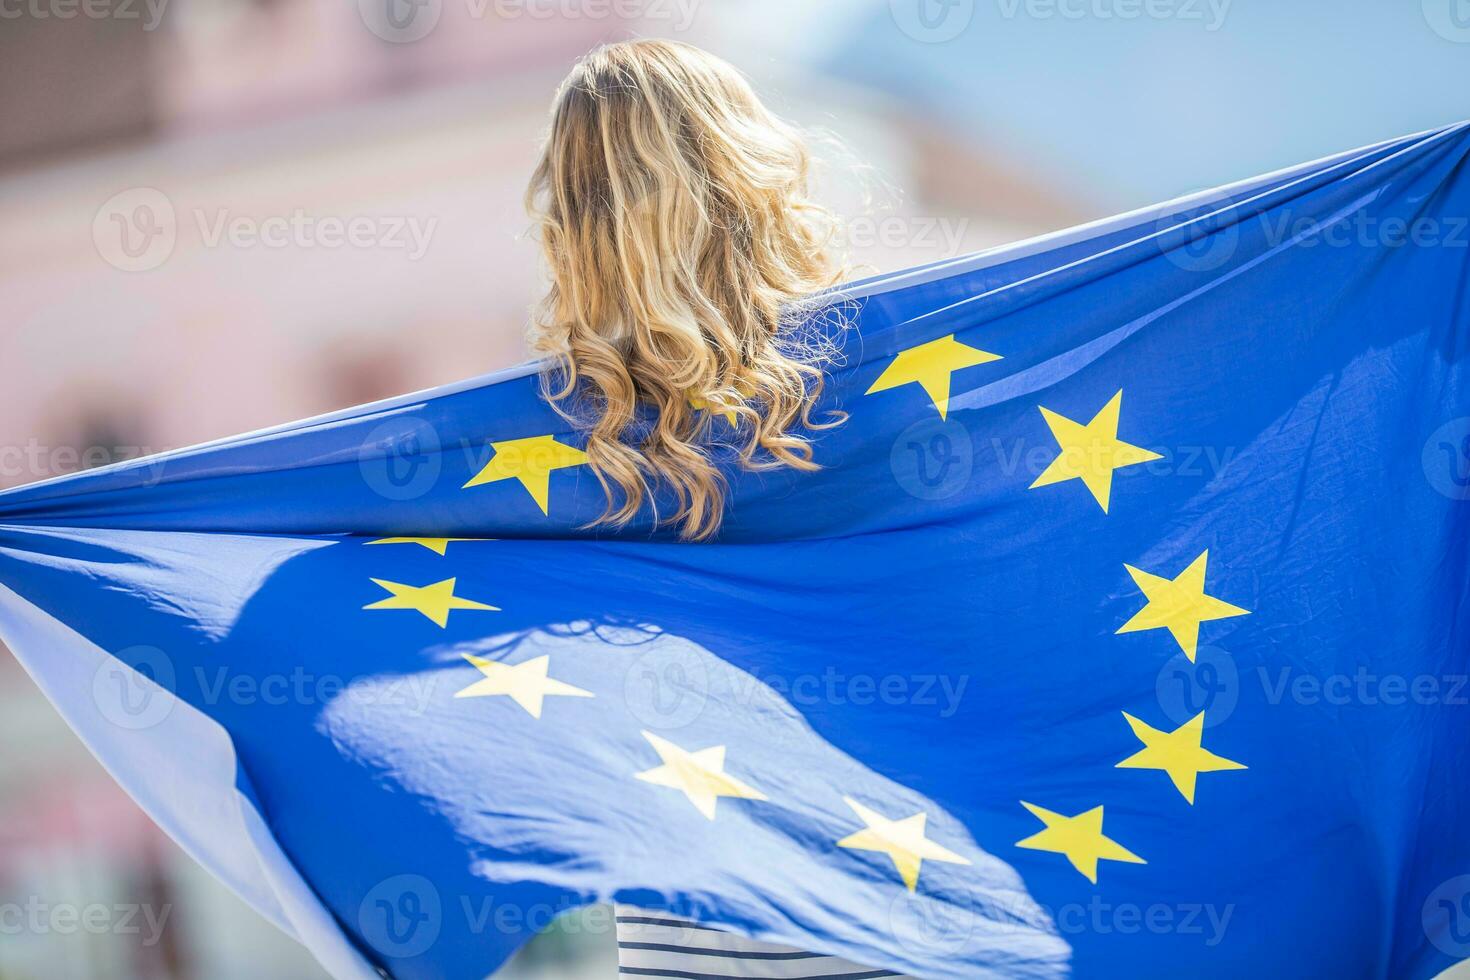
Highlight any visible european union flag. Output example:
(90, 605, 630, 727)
(2, 122, 1469, 980)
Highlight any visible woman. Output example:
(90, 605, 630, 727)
(526, 39, 910, 980)
(526, 37, 849, 542)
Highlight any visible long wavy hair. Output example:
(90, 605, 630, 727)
(525, 39, 846, 540)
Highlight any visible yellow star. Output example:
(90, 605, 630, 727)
(1029, 390, 1162, 512)
(1015, 802, 1144, 884)
(462, 435, 588, 515)
(1117, 549, 1250, 660)
(363, 577, 499, 628)
(836, 797, 972, 892)
(689, 395, 737, 426)
(865, 334, 1002, 420)
(365, 537, 481, 556)
(1116, 712, 1245, 804)
(634, 731, 768, 820)
(454, 654, 593, 718)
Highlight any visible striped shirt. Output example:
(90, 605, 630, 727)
(614, 905, 913, 980)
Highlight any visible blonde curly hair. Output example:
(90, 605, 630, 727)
(525, 39, 846, 540)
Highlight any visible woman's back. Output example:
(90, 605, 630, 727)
(525, 38, 847, 541)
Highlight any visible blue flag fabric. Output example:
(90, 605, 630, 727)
(2, 123, 1469, 980)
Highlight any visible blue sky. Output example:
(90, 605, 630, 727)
(815, 0, 1470, 208)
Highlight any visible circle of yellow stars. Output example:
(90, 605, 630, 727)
(864, 334, 1253, 884)
(350, 338, 1256, 910)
